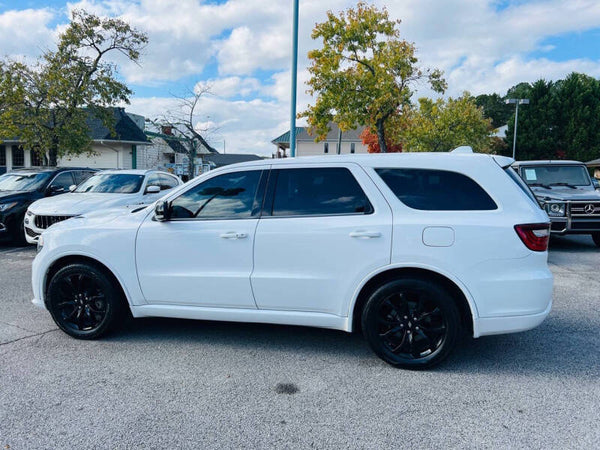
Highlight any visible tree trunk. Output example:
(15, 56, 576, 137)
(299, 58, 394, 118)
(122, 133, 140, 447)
(376, 119, 387, 153)
(188, 142, 197, 180)
(49, 138, 59, 167)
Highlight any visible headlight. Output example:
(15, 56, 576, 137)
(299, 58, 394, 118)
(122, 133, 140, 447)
(37, 235, 44, 253)
(0, 202, 18, 212)
(544, 202, 566, 217)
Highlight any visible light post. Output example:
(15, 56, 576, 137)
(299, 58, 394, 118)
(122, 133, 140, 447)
(505, 98, 529, 160)
(289, 0, 299, 158)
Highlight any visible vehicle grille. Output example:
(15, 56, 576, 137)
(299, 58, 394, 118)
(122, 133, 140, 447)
(570, 202, 600, 217)
(25, 227, 40, 238)
(34, 215, 74, 230)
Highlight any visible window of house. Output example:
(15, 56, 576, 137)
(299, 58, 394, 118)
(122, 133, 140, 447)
(170, 170, 262, 220)
(271, 168, 373, 216)
(351, 143, 356, 154)
(12, 146, 24, 167)
(324, 143, 329, 154)
(0, 145, 5, 166)
(376, 168, 497, 211)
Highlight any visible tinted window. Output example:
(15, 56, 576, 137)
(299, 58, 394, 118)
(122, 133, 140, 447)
(376, 168, 497, 211)
(0, 145, 5, 166)
(505, 167, 540, 208)
(49, 172, 75, 191)
(271, 168, 372, 216)
(75, 174, 144, 194)
(72, 170, 96, 185)
(159, 173, 179, 190)
(146, 173, 161, 188)
(171, 170, 261, 219)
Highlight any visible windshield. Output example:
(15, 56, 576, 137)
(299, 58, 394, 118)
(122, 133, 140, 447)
(0, 172, 52, 192)
(520, 165, 591, 187)
(75, 173, 144, 194)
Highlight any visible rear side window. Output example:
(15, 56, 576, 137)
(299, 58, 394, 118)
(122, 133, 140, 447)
(505, 167, 541, 208)
(376, 168, 497, 211)
(271, 168, 373, 216)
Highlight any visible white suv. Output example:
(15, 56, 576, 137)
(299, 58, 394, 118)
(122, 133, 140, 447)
(31, 151, 553, 369)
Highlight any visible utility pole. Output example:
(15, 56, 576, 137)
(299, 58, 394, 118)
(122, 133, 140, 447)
(289, 0, 299, 158)
(505, 98, 530, 160)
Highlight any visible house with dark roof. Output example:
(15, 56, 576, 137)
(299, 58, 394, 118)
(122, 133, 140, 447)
(0, 108, 150, 173)
(271, 123, 368, 158)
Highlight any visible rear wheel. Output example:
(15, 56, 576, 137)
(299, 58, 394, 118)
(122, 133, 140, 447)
(592, 232, 600, 248)
(47, 263, 124, 339)
(361, 278, 460, 369)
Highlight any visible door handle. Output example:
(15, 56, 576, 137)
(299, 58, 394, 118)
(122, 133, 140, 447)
(220, 232, 248, 239)
(349, 230, 382, 239)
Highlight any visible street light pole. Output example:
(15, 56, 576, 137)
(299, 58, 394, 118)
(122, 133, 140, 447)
(289, 0, 299, 158)
(505, 98, 530, 160)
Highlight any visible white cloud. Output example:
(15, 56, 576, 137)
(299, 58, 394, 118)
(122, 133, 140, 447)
(4, 0, 600, 154)
(0, 8, 56, 61)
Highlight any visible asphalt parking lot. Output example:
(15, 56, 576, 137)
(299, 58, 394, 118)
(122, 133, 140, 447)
(1, 236, 598, 449)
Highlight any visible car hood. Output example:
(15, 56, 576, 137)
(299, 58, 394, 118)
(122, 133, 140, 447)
(47, 203, 152, 232)
(28, 192, 144, 215)
(531, 186, 600, 202)
(0, 190, 34, 202)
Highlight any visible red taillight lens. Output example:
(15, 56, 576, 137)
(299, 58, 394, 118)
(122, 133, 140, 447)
(514, 223, 550, 252)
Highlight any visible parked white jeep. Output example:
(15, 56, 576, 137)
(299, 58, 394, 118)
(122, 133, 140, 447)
(32, 150, 552, 369)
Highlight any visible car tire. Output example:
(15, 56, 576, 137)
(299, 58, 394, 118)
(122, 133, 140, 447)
(592, 232, 600, 248)
(47, 263, 124, 340)
(361, 277, 460, 370)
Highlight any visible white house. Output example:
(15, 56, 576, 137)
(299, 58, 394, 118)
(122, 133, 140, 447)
(271, 123, 369, 158)
(0, 108, 151, 174)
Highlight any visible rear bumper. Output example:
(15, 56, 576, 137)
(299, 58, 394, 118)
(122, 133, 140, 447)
(475, 300, 552, 337)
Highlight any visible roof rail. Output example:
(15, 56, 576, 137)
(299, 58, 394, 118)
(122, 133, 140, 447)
(451, 146, 473, 154)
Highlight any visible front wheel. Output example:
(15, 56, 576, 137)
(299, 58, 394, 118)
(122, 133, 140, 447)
(592, 232, 600, 248)
(361, 278, 460, 369)
(47, 263, 124, 339)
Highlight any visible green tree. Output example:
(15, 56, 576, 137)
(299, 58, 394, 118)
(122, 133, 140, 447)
(300, 2, 446, 153)
(402, 93, 493, 153)
(474, 93, 512, 129)
(0, 10, 148, 165)
(504, 73, 600, 161)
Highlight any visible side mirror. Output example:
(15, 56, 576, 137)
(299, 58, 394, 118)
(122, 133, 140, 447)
(145, 185, 161, 194)
(47, 185, 65, 196)
(68, 184, 77, 192)
(592, 178, 600, 190)
(154, 200, 171, 222)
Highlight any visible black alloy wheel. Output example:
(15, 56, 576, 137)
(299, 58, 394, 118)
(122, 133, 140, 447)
(362, 278, 460, 369)
(47, 263, 123, 339)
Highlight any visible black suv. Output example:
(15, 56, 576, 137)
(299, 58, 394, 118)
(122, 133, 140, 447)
(0, 167, 97, 245)
(513, 160, 600, 247)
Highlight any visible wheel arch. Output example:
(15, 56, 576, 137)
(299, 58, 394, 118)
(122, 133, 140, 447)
(43, 254, 131, 311)
(348, 266, 477, 336)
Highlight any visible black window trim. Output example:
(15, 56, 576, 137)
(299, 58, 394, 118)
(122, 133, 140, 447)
(168, 169, 267, 222)
(261, 167, 375, 219)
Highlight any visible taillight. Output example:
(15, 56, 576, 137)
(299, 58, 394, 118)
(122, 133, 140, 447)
(514, 223, 550, 252)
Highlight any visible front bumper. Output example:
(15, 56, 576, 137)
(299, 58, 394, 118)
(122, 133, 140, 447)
(546, 201, 600, 234)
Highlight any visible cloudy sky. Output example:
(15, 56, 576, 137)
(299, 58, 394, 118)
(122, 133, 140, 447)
(2, 0, 600, 155)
